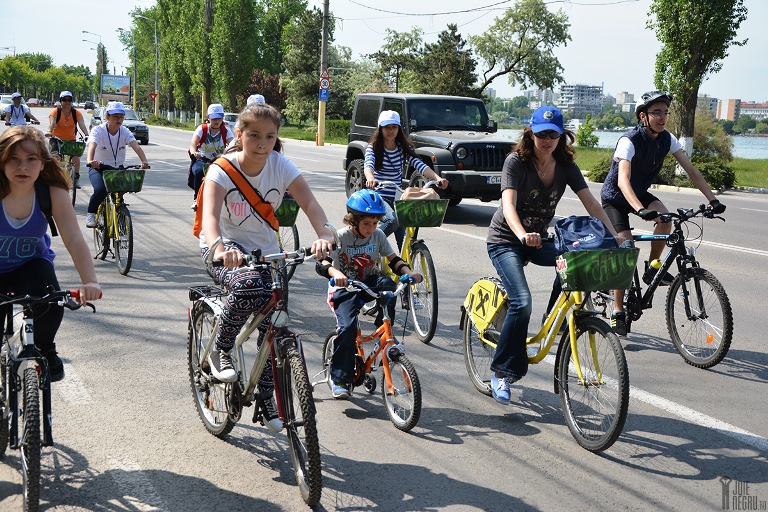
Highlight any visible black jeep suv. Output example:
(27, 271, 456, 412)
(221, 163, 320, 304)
(344, 93, 516, 205)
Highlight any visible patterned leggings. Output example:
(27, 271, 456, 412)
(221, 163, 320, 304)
(201, 242, 273, 390)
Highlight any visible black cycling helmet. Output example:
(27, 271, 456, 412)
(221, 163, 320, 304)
(635, 91, 672, 119)
(346, 189, 386, 215)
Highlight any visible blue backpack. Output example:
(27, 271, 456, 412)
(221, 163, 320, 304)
(554, 216, 617, 254)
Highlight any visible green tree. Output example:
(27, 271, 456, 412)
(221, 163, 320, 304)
(718, 119, 735, 134)
(471, 0, 570, 95)
(368, 28, 423, 93)
(576, 114, 599, 148)
(242, 69, 286, 111)
(212, 0, 261, 110)
(649, 0, 748, 153)
(754, 122, 768, 135)
(734, 114, 756, 133)
(693, 109, 733, 162)
(261, 0, 309, 74)
(0, 57, 34, 94)
(16, 53, 53, 73)
(281, 7, 328, 124)
(414, 24, 477, 96)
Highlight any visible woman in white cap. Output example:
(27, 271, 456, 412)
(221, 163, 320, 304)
(84, 101, 150, 228)
(188, 103, 234, 209)
(4, 93, 40, 126)
(363, 110, 447, 250)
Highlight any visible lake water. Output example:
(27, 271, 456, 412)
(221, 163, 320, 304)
(497, 129, 768, 160)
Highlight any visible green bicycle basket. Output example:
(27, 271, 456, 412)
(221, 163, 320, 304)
(103, 169, 146, 193)
(275, 198, 299, 226)
(394, 199, 449, 227)
(556, 248, 640, 291)
(60, 140, 86, 157)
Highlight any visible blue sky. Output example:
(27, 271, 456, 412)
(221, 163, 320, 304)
(3, 0, 765, 103)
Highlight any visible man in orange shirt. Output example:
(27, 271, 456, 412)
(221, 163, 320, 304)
(47, 91, 89, 187)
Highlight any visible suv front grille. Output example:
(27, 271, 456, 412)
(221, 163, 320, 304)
(467, 146, 510, 171)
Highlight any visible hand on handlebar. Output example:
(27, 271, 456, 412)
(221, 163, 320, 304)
(215, 248, 243, 269)
(636, 208, 659, 221)
(76, 283, 102, 306)
(708, 199, 726, 214)
(520, 232, 544, 248)
(88, 160, 101, 169)
(401, 272, 423, 284)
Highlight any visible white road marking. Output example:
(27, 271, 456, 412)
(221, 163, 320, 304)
(55, 369, 92, 404)
(108, 457, 168, 511)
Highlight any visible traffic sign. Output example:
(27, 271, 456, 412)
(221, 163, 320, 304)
(149, 93, 157, 101)
(320, 68, 329, 79)
(319, 89, 329, 102)
(319, 78, 330, 90)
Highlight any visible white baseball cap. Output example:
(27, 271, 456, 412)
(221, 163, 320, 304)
(59, 91, 73, 99)
(106, 101, 126, 115)
(378, 110, 401, 127)
(207, 103, 225, 119)
(11, 92, 22, 99)
(247, 94, 265, 105)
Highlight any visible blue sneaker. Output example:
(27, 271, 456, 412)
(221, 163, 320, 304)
(491, 375, 511, 405)
(332, 382, 350, 400)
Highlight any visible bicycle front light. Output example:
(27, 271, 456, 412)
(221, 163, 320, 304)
(688, 247, 696, 257)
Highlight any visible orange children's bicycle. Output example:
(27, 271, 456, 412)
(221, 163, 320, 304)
(312, 275, 422, 432)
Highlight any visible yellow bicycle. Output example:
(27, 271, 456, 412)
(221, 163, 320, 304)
(460, 246, 637, 452)
(92, 164, 146, 275)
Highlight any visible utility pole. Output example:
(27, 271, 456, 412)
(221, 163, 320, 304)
(316, 0, 329, 146)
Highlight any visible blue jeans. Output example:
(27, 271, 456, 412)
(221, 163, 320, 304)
(379, 196, 405, 251)
(329, 274, 396, 384)
(87, 167, 108, 214)
(191, 159, 206, 198)
(486, 242, 561, 380)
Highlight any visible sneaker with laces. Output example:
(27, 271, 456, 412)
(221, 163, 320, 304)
(45, 351, 65, 382)
(642, 261, 674, 286)
(74, 172, 81, 189)
(259, 388, 283, 433)
(491, 375, 511, 405)
(411, 294, 425, 310)
(85, 213, 97, 228)
(332, 381, 350, 400)
(208, 349, 237, 382)
(190, 200, 198, 211)
(611, 311, 628, 337)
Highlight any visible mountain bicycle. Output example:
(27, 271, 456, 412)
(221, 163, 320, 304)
(187, 239, 322, 506)
(91, 164, 147, 276)
(590, 203, 733, 369)
(375, 180, 447, 343)
(0, 289, 97, 512)
(313, 275, 423, 432)
(48, 135, 86, 207)
(460, 244, 635, 452)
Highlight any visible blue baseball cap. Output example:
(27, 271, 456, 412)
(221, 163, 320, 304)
(530, 106, 564, 134)
(106, 101, 126, 114)
(247, 94, 265, 105)
(207, 104, 225, 119)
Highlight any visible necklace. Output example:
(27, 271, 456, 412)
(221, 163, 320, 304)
(534, 158, 552, 178)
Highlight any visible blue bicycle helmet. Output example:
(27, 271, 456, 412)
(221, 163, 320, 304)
(346, 189, 386, 215)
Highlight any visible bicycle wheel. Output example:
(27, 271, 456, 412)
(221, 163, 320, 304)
(67, 160, 77, 206)
(278, 225, 300, 281)
(666, 268, 733, 369)
(0, 355, 8, 457)
(188, 301, 236, 437)
(321, 331, 335, 386)
(558, 317, 629, 452)
(93, 203, 109, 259)
(21, 367, 42, 511)
(462, 307, 503, 397)
(115, 205, 133, 275)
(409, 242, 438, 343)
(282, 345, 322, 506)
(381, 352, 421, 431)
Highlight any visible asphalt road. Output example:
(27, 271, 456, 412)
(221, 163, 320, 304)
(1, 110, 767, 511)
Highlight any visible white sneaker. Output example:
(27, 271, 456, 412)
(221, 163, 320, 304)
(190, 201, 198, 211)
(85, 213, 97, 228)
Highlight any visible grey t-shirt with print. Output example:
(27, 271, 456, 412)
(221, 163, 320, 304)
(331, 226, 395, 282)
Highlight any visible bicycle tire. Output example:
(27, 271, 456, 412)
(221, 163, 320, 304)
(462, 307, 503, 397)
(558, 317, 629, 453)
(0, 353, 8, 457)
(321, 331, 335, 391)
(409, 242, 438, 343)
(279, 225, 300, 281)
(381, 352, 421, 431)
(282, 345, 322, 506)
(67, 160, 77, 207)
(666, 268, 733, 369)
(21, 367, 42, 511)
(93, 203, 109, 260)
(115, 205, 133, 275)
(188, 301, 237, 437)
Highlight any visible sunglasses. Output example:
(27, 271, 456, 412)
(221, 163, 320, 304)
(61, 98, 73, 102)
(533, 130, 561, 140)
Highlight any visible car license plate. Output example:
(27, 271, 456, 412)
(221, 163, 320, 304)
(487, 176, 502, 185)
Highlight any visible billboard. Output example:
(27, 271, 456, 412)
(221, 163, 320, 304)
(100, 74, 131, 101)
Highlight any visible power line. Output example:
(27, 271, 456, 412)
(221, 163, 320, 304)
(342, 0, 639, 18)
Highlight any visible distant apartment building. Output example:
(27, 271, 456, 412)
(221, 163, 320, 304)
(555, 84, 603, 117)
(739, 102, 768, 121)
(717, 99, 741, 121)
(697, 95, 719, 117)
(615, 91, 634, 105)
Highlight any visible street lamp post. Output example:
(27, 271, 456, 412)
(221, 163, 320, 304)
(130, 12, 159, 117)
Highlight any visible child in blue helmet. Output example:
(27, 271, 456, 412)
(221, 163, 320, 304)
(316, 189, 422, 399)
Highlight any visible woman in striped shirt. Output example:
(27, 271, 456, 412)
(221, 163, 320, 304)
(363, 110, 446, 249)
